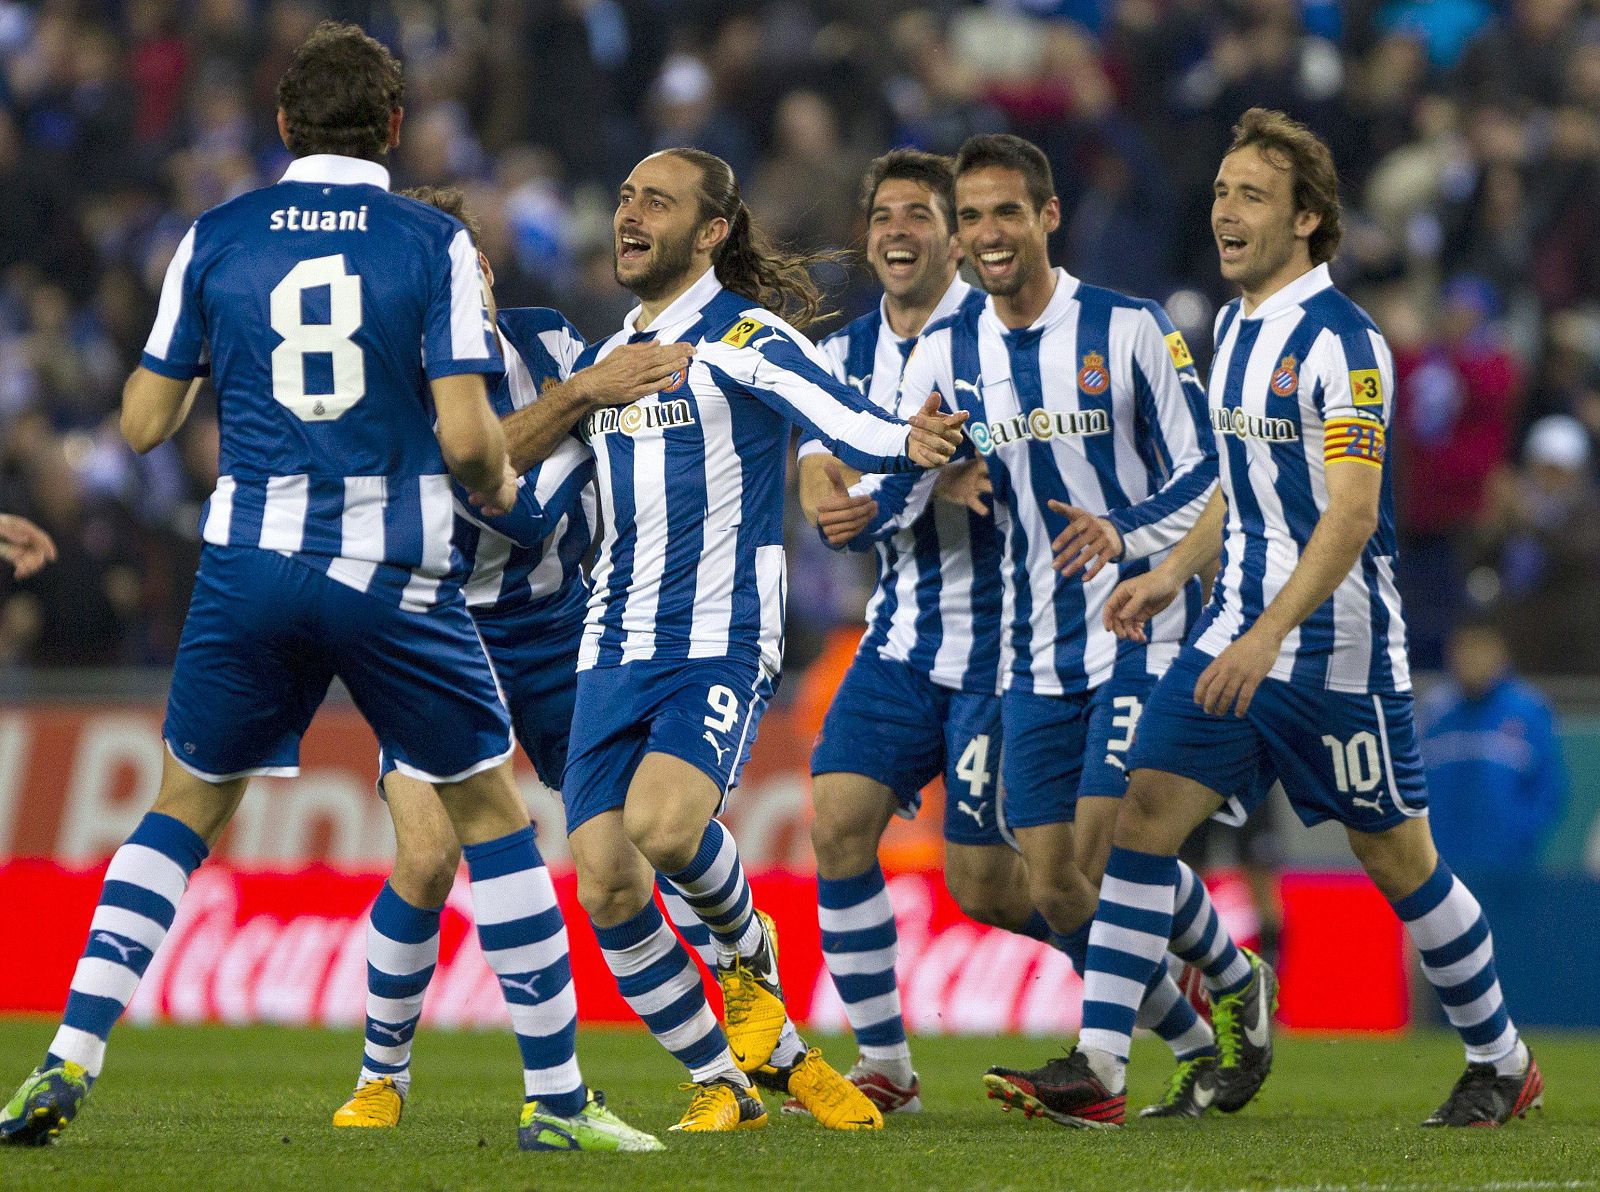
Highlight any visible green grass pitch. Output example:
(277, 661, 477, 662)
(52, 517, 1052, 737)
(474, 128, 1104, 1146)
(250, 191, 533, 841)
(1, 1021, 1596, 1192)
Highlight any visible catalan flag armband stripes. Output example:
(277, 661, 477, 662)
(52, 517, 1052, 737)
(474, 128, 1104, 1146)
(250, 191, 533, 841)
(1324, 416, 1385, 468)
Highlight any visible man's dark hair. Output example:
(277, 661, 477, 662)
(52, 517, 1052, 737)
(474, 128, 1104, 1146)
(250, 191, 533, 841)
(1226, 108, 1344, 264)
(662, 147, 844, 331)
(860, 149, 957, 233)
(276, 21, 404, 160)
(401, 185, 480, 241)
(953, 134, 1055, 212)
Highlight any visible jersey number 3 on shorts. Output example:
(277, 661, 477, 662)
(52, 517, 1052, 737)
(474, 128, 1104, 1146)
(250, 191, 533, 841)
(270, 254, 365, 421)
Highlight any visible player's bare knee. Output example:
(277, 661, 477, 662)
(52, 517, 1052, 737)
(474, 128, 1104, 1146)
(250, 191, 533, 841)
(1348, 819, 1438, 901)
(810, 808, 879, 877)
(575, 868, 649, 927)
(1113, 773, 1186, 853)
(946, 870, 1025, 929)
(391, 839, 460, 909)
(1027, 867, 1097, 931)
(622, 802, 703, 875)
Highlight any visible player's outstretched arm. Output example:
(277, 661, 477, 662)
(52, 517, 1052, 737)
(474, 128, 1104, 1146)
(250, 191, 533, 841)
(1103, 488, 1226, 642)
(0, 514, 57, 579)
(120, 372, 204, 454)
(1195, 455, 1380, 717)
(501, 341, 692, 472)
(797, 451, 863, 526)
(432, 373, 517, 516)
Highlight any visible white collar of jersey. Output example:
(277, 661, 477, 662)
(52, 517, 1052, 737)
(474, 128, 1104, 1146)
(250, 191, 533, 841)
(981, 266, 1080, 335)
(1241, 262, 1333, 321)
(877, 274, 972, 345)
(279, 154, 392, 191)
(625, 267, 724, 338)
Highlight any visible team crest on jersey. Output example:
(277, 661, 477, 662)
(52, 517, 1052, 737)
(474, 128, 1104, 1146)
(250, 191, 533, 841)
(1078, 351, 1110, 396)
(721, 318, 765, 348)
(1271, 355, 1299, 396)
(663, 366, 688, 393)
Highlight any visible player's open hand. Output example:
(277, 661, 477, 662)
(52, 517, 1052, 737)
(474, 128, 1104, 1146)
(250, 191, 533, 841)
(1102, 568, 1181, 642)
(934, 459, 992, 515)
(1193, 626, 1281, 718)
(906, 393, 968, 468)
(1047, 499, 1122, 580)
(468, 458, 521, 519)
(0, 514, 57, 579)
(817, 459, 878, 547)
(577, 342, 695, 408)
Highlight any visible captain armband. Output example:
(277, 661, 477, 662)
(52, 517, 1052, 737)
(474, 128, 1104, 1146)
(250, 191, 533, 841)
(1324, 417, 1385, 468)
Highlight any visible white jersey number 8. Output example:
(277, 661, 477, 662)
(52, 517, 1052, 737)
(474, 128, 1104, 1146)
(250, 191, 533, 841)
(270, 254, 365, 421)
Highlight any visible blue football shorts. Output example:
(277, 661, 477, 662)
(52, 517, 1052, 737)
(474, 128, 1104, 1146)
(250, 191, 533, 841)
(164, 544, 511, 786)
(377, 584, 585, 794)
(810, 652, 1005, 846)
(1127, 646, 1428, 832)
(560, 655, 774, 833)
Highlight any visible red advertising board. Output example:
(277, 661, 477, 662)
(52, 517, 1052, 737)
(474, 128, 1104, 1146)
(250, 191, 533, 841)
(0, 702, 1410, 1034)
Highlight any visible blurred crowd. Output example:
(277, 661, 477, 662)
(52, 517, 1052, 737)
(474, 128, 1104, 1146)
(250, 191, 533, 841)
(2, 0, 1598, 676)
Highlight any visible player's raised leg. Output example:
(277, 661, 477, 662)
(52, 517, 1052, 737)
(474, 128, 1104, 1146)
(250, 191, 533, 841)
(570, 804, 767, 1133)
(434, 762, 660, 1152)
(810, 771, 920, 1103)
(332, 771, 458, 1127)
(1348, 818, 1541, 1127)
(1, 754, 237, 1145)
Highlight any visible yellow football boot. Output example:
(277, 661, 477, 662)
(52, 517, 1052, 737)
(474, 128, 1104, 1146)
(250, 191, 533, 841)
(669, 1079, 768, 1132)
(767, 1048, 883, 1130)
(331, 1077, 403, 1128)
(717, 908, 787, 1072)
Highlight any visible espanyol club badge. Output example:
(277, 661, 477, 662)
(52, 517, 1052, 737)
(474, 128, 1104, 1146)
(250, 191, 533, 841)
(1271, 355, 1298, 397)
(1078, 351, 1109, 396)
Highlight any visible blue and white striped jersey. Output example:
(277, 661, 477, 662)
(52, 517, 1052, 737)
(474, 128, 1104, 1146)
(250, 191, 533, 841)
(456, 308, 595, 613)
(899, 268, 1215, 697)
(574, 268, 922, 677)
(1193, 263, 1410, 694)
(800, 278, 1005, 694)
(141, 154, 502, 611)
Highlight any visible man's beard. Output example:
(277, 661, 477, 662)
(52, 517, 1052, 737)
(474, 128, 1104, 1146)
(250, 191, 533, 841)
(618, 229, 699, 300)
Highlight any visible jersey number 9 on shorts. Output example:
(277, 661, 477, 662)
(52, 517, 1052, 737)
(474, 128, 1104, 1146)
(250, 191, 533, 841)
(270, 254, 366, 422)
(704, 685, 740, 733)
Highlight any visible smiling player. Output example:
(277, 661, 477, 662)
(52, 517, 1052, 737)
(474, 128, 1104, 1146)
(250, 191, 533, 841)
(1045, 108, 1542, 1131)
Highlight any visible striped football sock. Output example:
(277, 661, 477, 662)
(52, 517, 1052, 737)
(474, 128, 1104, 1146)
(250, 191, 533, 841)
(1051, 917, 1213, 1060)
(817, 862, 910, 1069)
(661, 819, 763, 964)
(1170, 861, 1252, 996)
(46, 812, 209, 1081)
(658, 877, 716, 968)
(1137, 959, 1216, 1061)
(1390, 860, 1520, 1066)
(657, 879, 804, 1067)
(461, 826, 585, 1114)
(356, 882, 439, 1098)
(1079, 847, 1179, 1074)
(593, 899, 747, 1085)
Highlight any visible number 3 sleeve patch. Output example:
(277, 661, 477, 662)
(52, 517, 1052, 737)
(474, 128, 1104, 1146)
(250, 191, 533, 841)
(1165, 330, 1194, 370)
(1325, 416, 1385, 468)
(1348, 368, 1383, 407)
(721, 318, 765, 348)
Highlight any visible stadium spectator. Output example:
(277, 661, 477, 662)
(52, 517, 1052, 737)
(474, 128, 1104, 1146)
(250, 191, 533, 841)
(0, 0, 1596, 670)
(1478, 414, 1600, 675)
(1391, 275, 1522, 667)
(1420, 619, 1568, 874)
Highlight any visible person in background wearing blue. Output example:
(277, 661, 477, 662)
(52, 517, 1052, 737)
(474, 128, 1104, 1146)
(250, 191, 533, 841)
(1420, 618, 1568, 873)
